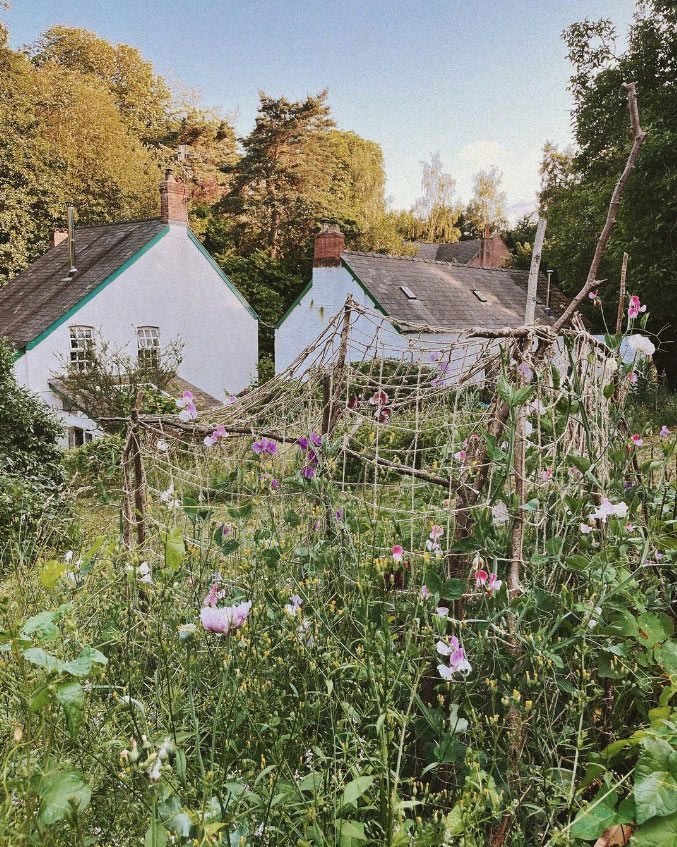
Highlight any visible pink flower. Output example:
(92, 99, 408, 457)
(375, 406, 392, 423)
(628, 295, 646, 319)
(347, 395, 358, 410)
(203, 583, 220, 607)
(369, 390, 389, 407)
(660, 426, 670, 437)
(301, 465, 316, 480)
(252, 438, 277, 456)
(474, 569, 489, 587)
(392, 544, 404, 563)
(541, 467, 553, 482)
(270, 478, 280, 490)
(430, 525, 444, 541)
(580, 523, 593, 534)
(200, 601, 252, 635)
(421, 585, 432, 599)
(454, 449, 467, 461)
(630, 434, 643, 447)
(627, 371, 638, 384)
(436, 636, 472, 678)
(517, 362, 533, 380)
(588, 289, 601, 306)
(487, 573, 502, 594)
(435, 606, 449, 618)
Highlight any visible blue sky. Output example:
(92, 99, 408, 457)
(6, 0, 637, 219)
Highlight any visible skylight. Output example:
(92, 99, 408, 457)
(472, 290, 487, 302)
(400, 285, 417, 300)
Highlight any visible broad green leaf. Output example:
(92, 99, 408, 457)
(497, 375, 513, 405)
(634, 737, 677, 823)
(632, 811, 677, 847)
(38, 767, 91, 824)
(637, 612, 673, 646)
(570, 787, 618, 840)
(598, 653, 626, 680)
(511, 385, 535, 407)
(145, 819, 168, 847)
(566, 453, 591, 474)
(220, 539, 239, 555)
(81, 646, 107, 666)
(23, 647, 64, 674)
(163, 526, 185, 572)
(656, 640, 677, 674)
(40, 560, 66, 589)
(227, 501, 253, 521)
(22, 611, 59, 642)
(284, 510, 302, 527)
(55, 680, 85, 739)
(158, 796, 192, 837)
(335, 819, 368, 844)
(423, 570, 442, 595)
(341, 775, 375, 807)
(444, 805, 465, 836)
(298, 771, 322, 792)
(450, 536, 481, 553)
(63, 655, 93, 677)
(28, 683, 53, 713)
(442, 578, 466, 600)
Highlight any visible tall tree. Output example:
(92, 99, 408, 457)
(544, 0, 677, 380)
(413, 151, 461, 242)
(220, 90, 334, 258)
(465, 167, 508, 234)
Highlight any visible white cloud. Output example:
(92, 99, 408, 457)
(460, 140, 508, 169)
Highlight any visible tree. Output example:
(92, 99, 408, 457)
(220, 90, 334, 258)
(543, 0, 677, 380)
(465, 167, 508, 234)
(29, 25, 170, 144)
(412, 151, 461, 242)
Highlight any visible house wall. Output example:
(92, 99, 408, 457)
(15, 223, 258, 443)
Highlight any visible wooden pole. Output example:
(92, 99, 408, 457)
(130, 392, 147, 547)
(616, 252, 629, 334)
(524, 218, 547, 325)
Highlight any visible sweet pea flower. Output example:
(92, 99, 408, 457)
(435, 607, 450, 618)
(252, 438, 277, 456)
(430, 525, 444, 541)
(454, 449, 467, 461)
(627, 334, 656, 357)
(347, 395, 358, 410)
(301, 465, 316, 479)
(335, 508, 344, 522)
(630, 434, 644, 447)
(270, 478, 280, 490)
(491, 501, 509, 525)
(200, 600, 252, 635)
(369, 390, 389, 407)
(541, 467, 553, 482)
(436, 636, 472, 678)
(428, 352, 442, 363)
(660, 426, 670, 437)
(517, 362, 533, 380)
(375, 406, 392, 423)
(284, 594, 302, 615)
(627, 295, 646, 319)
(156, 439, 169, 452)
(589, 498, 628, 523)
(176, 391, 197, 421)
(137, 562, 152, 584)
(392, 544, 404, 563)
(588, 289, 601, 306)
(421, 585, 432, 599)
(580, 523, 594, 535)
(474, 569, 489, 587)
(584, 601, 602, 629)
(627, 371, 638, 384)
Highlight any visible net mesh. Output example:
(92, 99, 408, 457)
(125, 299, 619, 575)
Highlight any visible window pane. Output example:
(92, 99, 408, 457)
(137, 327, 159, 367)
(69, 327, 93, 371)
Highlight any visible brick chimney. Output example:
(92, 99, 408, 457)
(50, 228, 68, 248)
(160, 168, 188, 224)
(313, 221, 345, 267)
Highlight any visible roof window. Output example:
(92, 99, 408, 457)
(472, 290, 487, 303)
(400, 285, 417, 300)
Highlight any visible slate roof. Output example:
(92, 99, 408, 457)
(342, 251, 568, 331)
(0, 219, 167, 349)
(412, 240, 481, 264)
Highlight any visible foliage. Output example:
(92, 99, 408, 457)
(542, 0, 677, 382)
(465, 167, 508, 234)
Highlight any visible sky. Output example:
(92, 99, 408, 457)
(6, 0, 637, 221)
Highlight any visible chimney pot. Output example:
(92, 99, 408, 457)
(160, 168, 188, 224)
(313, 222, 344, 268)
(50, 228, 68, 249)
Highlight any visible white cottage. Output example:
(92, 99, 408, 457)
(275, 224, 568, 373)
(0, 170, 258, 447)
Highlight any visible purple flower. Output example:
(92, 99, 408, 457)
(200, 600, 252, 635)
(301, 466, 316, 480)
(517, 362, 533, 381)
(335, 508, 343, 521)
(298, 436, 309, 451)
(660, 426, 670, 437)
(310, 432, 322, 447)
(270, 478, 280, 490)
(252, 438, 277, 456)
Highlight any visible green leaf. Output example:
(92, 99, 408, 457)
(227, 501, 253, 521)
(423, 571, 442, 595)
(656, 640, 677, 674)
(335, 820, 368, 844)
(55, 680, 85, 739)
(22, 647, 64, 674)
(63, 654, 93, 677)
(22, 611, 59, 642)
(28, 682, 53, 713)
(450, 536, 481, 553)
(38, 766, 92, 825)
(145, 819, 168, 847)
(298, 772, 322, 792)
(497, 375, 513, 405)
(158, 796, 192, 837)
(341, 775, 375, 807)
(220, 539, 240, 555)
(442, 578, 466, 600)
(511, 385, 535, 407)
(637, 612, 673, 646)
(284, 509, 302, 527)
(163, 526, 185, 572)
(598, 652, 626, 680)
(566, 453, 591, 474)
(603, 381, 615, 398)
(444, 805, 465, 837)
(570, 787, 618, 840)
(632, 811, 677, 847)
(634, 737, 677, 823)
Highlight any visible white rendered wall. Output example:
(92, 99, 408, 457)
(14, 224, 258, 422)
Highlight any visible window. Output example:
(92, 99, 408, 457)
(69, 326, 93, 371)
(68, 427, 95, 449)
(472, 290, 487, 303)
(400, 285, 417, 300)
(137, 326, 160, 368)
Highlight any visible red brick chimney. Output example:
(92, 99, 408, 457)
(50, 228, 68, 248)
(313, 222, 345, 267)
(479, 224, 491, 266)
(160, 168, 188, 224)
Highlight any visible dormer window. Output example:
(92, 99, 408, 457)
(137, 326, 160, 368)
(69, 326, 93, 371)
(400, 285, 417, 300)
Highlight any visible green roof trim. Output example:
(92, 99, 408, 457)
(21, 226, 170, 356)
(187, 230, 258, 320)
(274, 279, 313, 328)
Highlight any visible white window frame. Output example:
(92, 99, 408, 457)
(137, 326, 160, 368)
(69, 326, 93, 371)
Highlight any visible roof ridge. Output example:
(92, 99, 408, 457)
(74, 216, 163, 231)
(343, 251, 539, 275)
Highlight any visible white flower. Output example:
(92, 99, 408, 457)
(178, 408, 192, 422)
(64, 550, 73, 563)
(580, 523, 593, 535)
(137, 562, 152, 584)
(491, 501, 509, 525)
(525, 420, 533, 438)
(589, 498, 628, 523)
(627, 335, 656, 357)
(156, 439, 169, 452)
(204, 435, 216, 447)
(604, 357, 619, 375)
(148, 758, 162, 781)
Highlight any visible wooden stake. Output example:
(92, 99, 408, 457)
(524, 218, 547, 325)
(616, 252, 629, 334)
